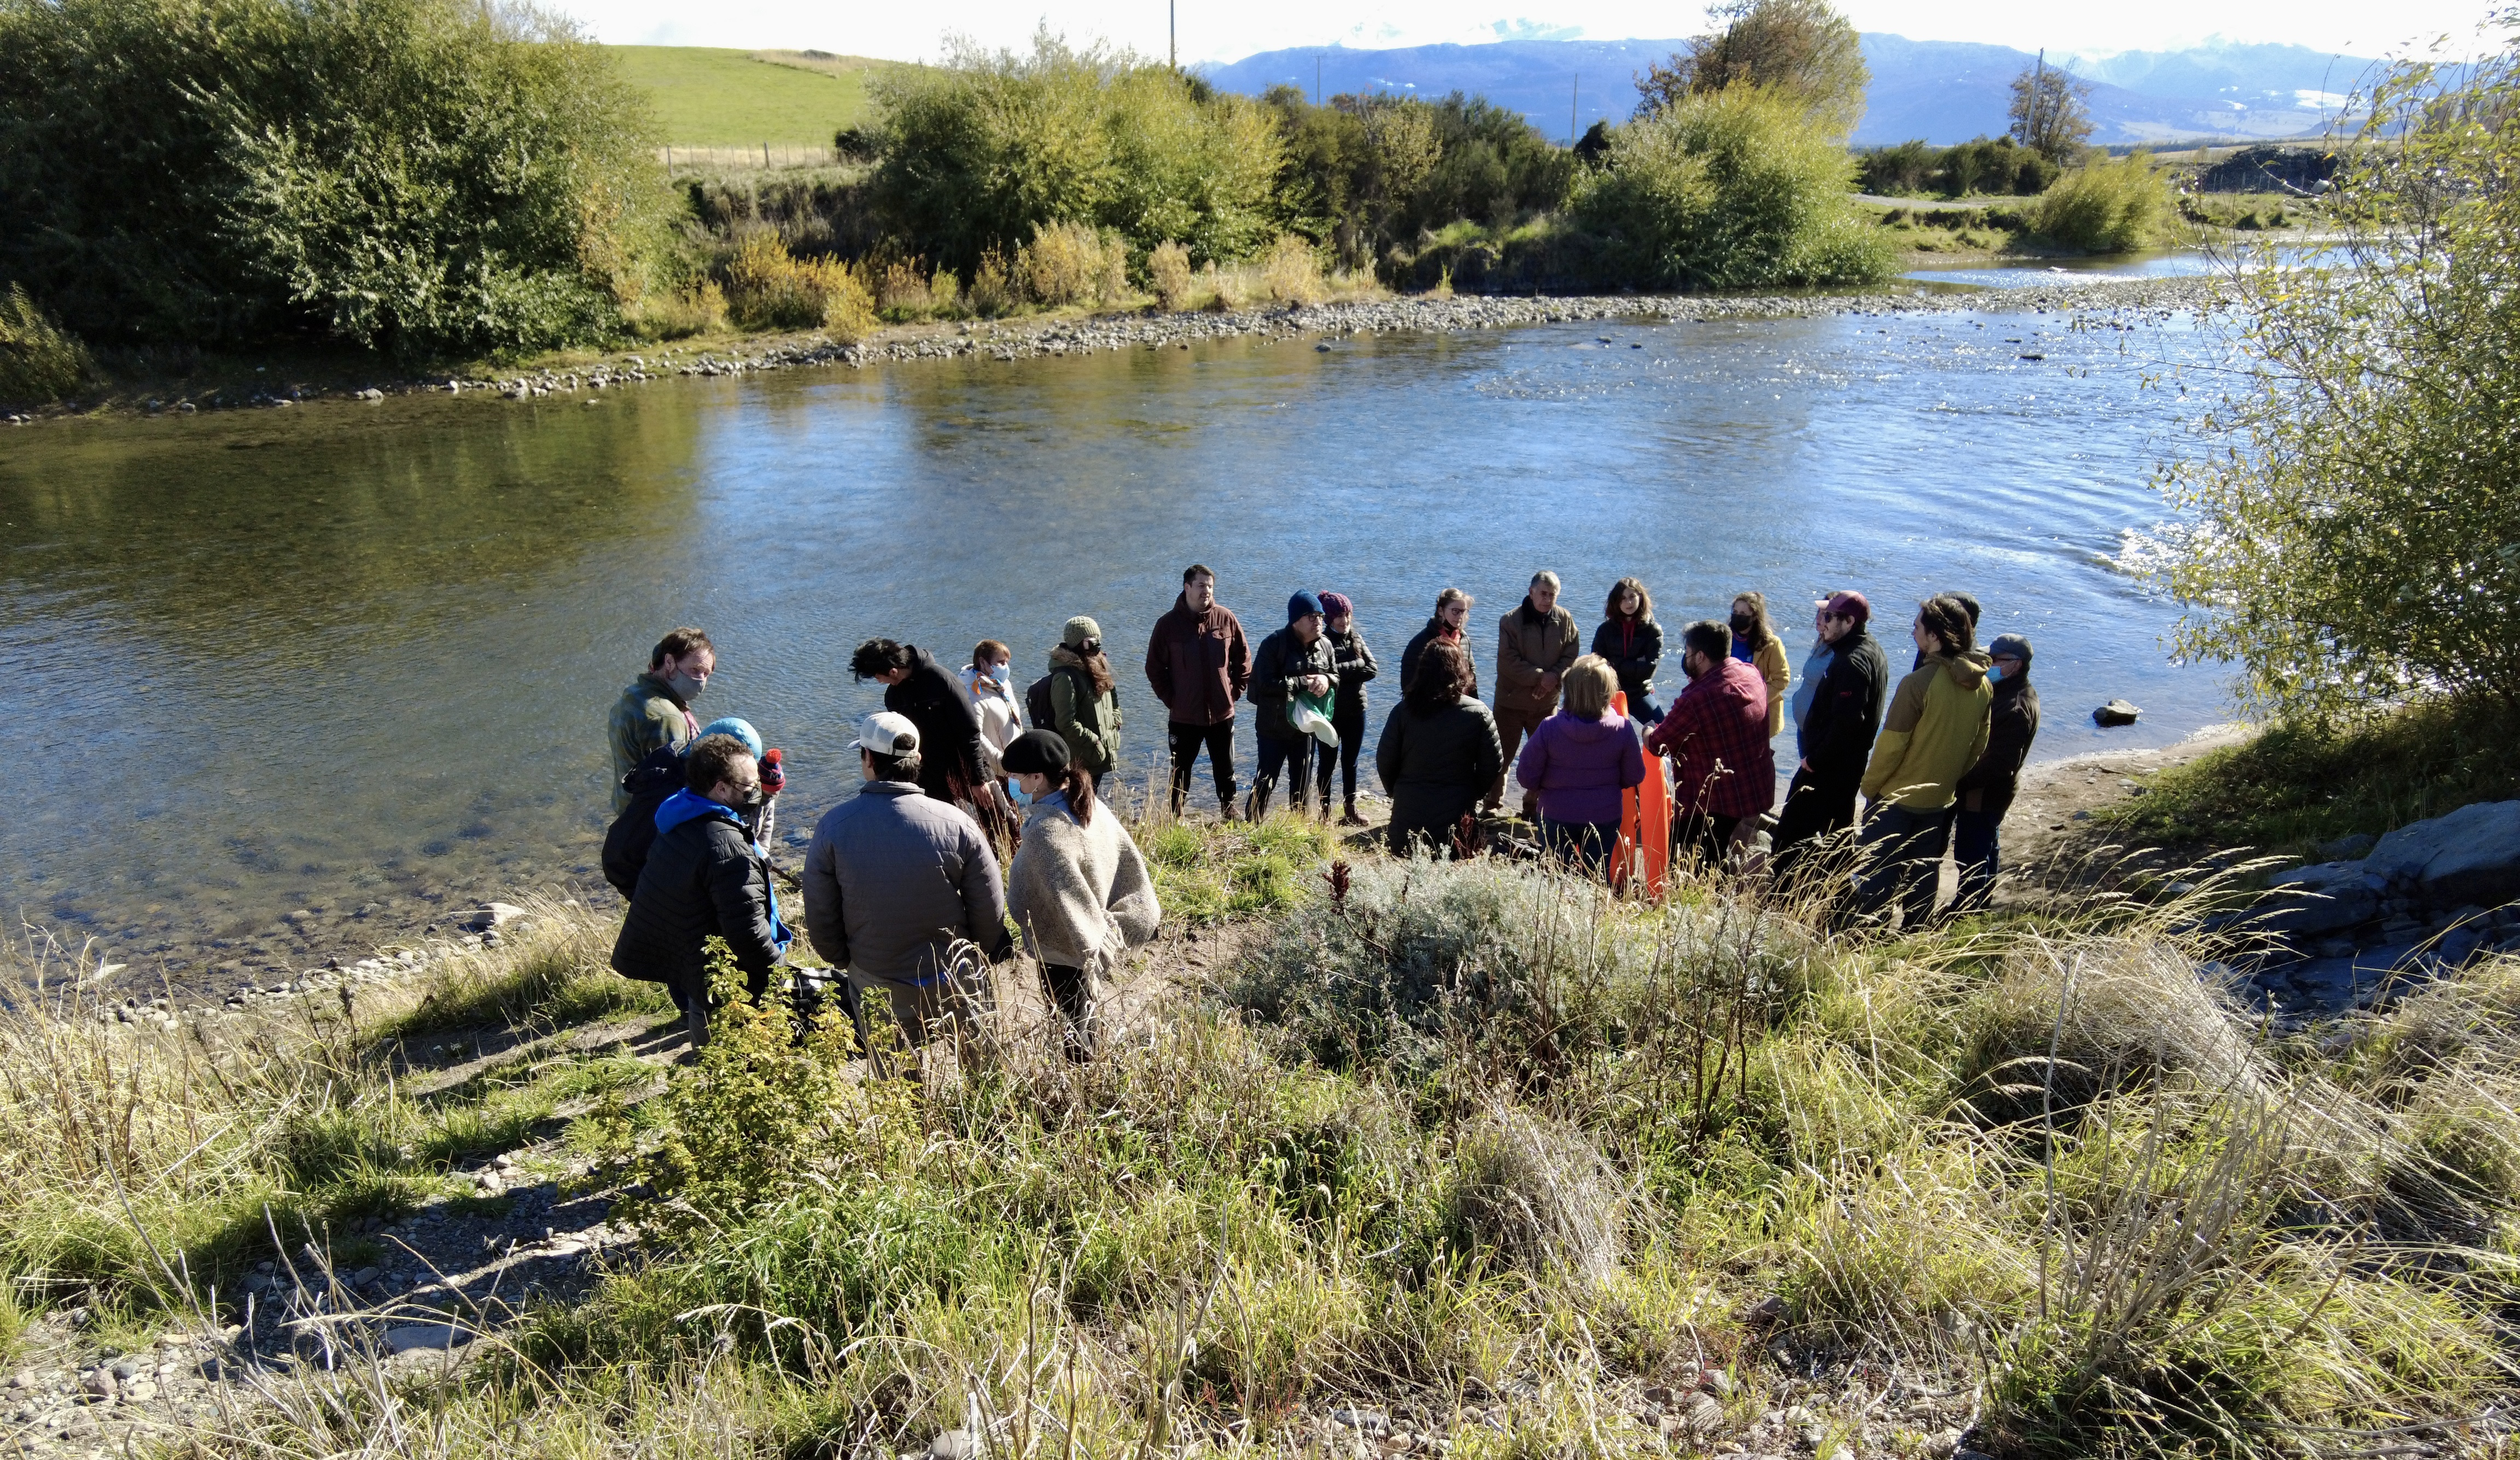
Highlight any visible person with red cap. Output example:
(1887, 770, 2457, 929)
(1314, 591, 1380, 824)
(1769, 590, 1890, 884)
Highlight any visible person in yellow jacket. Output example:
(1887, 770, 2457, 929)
(1728, 592, 1791, 738)
(1846, 595, 1992, 926)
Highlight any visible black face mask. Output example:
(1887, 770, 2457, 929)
(732, 789, 764, 811)
(1729, 611, 1755, 635)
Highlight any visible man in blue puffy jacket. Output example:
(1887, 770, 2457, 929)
(610, 733, 791, 1047)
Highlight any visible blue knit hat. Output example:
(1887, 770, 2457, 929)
(1287, 589, 1325, 623)
(696, 717, 763, 757)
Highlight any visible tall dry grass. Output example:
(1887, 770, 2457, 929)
(6, 856, 2516, 1459)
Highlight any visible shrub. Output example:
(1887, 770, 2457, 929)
(1147, 239, 1194, 311)
(2149, 38, 2520, 720)
(2032, 151, 2170, 252)
(1201, 259, 1242, 311)
(721, 234, 875, 337)
(1016, 220, 1128, 307)
(0, 285, 94, 405)
(633, 281, 727, 340)
(868, 32, 1281, 275)
(1571, 84, 1893, 288)
(0, 0, 666, 357)
(964, 248, 1017, 316)
(1257, 233, 1325, 303)
(871, 255, 955, 320)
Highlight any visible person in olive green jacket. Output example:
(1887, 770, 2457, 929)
(1846, 596, 1992, 927)
(608, 627, 713, 813)
(1048, 616, 1122, 790)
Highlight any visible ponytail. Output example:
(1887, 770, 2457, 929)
(1059, 764, 1096, 825)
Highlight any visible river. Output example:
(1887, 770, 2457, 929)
(0, 285, 2227, 990)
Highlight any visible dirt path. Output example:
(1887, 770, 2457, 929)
(1996, 723, 2255, 891)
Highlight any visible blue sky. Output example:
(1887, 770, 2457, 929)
(564, 0, 2505, 67)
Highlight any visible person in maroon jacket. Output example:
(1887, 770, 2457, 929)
(1143, 563, 1252, 816)
(1644, 620, 1778, 871)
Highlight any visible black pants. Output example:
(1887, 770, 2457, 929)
(1314, 705, 1367, 806)
(1674, 810, 1740, 871)
(1167, 720, 1237, 813)
(1770, 765, 1860, 884)
(1040, 962, 1097, 1062)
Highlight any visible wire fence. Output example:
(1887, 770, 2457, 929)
(658, 144, 849, 171)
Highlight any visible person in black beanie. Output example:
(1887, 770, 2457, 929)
(1951, 632, 2041, 914)
(1245, 590, 1339, 820)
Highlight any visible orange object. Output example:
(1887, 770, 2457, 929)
(1610, 691, 1671, 896)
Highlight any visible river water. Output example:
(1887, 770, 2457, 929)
(0, 293, 2228, 988)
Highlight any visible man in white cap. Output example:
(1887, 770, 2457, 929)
(802, 711, 1011, 1062)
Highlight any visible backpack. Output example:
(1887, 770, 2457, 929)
(1026, 673, 1056, 733)
(602, 742, 687, 897)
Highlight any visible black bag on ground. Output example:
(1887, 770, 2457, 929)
(603, 743, 688, 897)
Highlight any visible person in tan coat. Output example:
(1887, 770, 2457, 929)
(1846, 596, 1993, 927)
(1002, 730, 1160, 1061)
(1489, 570, 1580, 816)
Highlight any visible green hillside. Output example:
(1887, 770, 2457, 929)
(608, 45, 882, 146)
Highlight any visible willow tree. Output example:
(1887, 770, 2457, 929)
(1635, 0, 1869, 139)
(2154, 24, 2520, 720)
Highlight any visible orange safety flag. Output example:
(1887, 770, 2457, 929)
(1609, 691, 1671, 897)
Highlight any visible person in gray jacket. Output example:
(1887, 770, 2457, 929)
(803, 711, 1012, 1061)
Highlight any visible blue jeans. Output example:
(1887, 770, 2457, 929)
(1542, 817, 1620, 878)
(1952, 805, 2002, 913)
(1848, 804, 1954, 927)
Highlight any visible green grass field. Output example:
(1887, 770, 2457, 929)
(607, 46, 883, 147)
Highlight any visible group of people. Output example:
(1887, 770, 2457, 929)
(593, 563, 2045, 1061)
(602, 626, 1158, 1064)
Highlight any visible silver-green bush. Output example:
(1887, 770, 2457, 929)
(1570, 84, 1892, 288)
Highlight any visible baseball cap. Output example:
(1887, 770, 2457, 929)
(851, 710, 920, 756)
(1822, 591, 1870, 624)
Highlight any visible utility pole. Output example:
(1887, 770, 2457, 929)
(1316, 53, 1322, 106)
(1169, 0, 1176, 71)
(1571, 74, 1579, 148)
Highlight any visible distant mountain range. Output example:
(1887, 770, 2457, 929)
(1197, 35, 2382, 147)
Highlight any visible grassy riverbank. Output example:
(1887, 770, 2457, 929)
(2098, 699, 2520, 859)
(4, 805, 2514, 1459)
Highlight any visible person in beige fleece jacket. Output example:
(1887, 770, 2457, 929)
(1002, 729, 1160, 1061)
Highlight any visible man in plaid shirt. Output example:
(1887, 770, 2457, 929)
(1645, 620, 1778, 868)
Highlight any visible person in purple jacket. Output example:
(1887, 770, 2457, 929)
(1514, 655, 1647, 877)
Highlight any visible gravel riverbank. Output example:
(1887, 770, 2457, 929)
(414, 276, 2215, 404)
(0, 275, 2218, 423)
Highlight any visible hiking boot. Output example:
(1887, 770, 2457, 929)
(1340, 799, 1368, 827)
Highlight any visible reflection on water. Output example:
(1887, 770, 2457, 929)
(0, 308, 2221, 984)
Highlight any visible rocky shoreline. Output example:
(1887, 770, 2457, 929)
(4, 275, 2216, 422)
(409, 277, 2218, 403)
